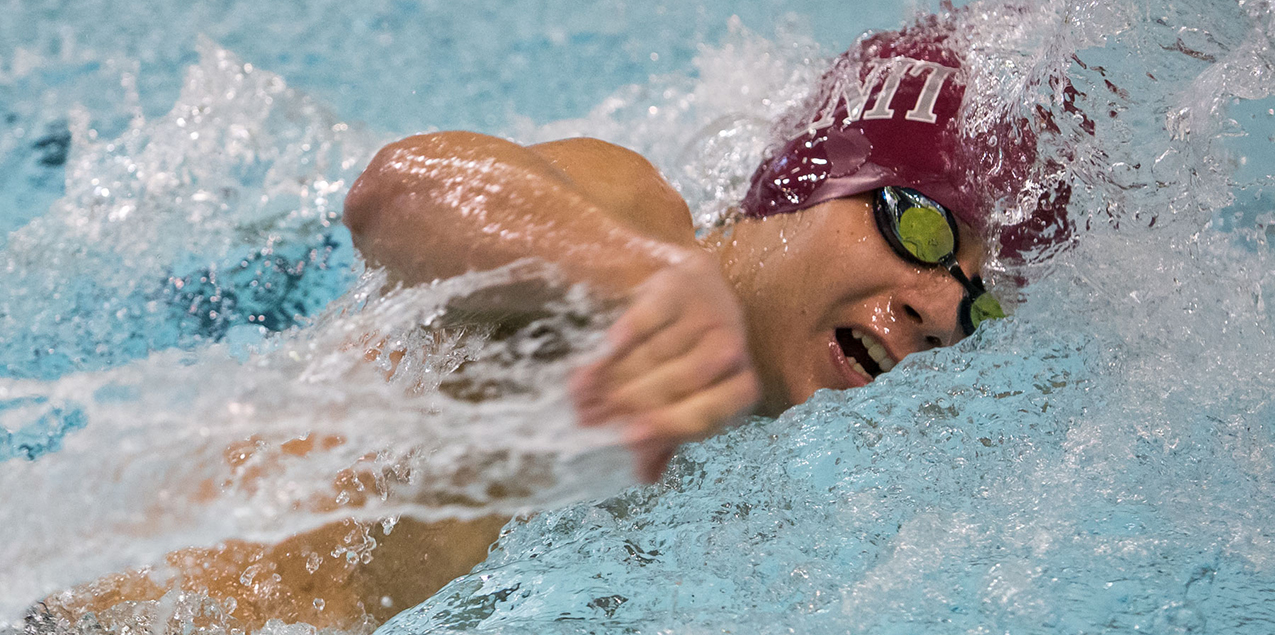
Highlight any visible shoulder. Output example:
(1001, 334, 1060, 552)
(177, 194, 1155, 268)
(529, 138, 696, 246)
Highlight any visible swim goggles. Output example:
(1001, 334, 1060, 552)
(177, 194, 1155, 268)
(873, 186, 1005, 336)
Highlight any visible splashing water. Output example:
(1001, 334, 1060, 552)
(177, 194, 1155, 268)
(380, 0, 1275, 633)
(0, 39, 637, 618)
(3, 0, 1275, 633)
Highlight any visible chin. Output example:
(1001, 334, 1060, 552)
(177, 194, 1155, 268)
(768, 382, 819, 417)
(753, 382, 799, 418)
(756, 354, 824, 416)
(754, 394, 789, 418)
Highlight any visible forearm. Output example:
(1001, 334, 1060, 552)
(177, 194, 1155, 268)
(343, 132, 692, 297)
(346, 133, 760, 481)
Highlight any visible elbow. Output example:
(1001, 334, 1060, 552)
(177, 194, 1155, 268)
(343, 139, 411, 241)
(342, 131, 486, 240)
(342, 173, 374, 241)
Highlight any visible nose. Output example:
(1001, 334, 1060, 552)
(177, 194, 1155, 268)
(897, 269, 967, 349)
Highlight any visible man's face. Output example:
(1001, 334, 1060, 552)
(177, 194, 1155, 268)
(717, 192, 989, 415)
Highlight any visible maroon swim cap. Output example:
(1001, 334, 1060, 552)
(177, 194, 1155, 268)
(741, 18, 1071, 261)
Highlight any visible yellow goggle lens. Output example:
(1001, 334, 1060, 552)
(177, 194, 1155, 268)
(969, 292, 1006, 330)
(898, 205, 955, 264)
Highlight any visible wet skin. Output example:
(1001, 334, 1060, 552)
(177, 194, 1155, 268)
(709, 194, 986, 415)
(338, 131, 986, 477)
(48, 133, 987, 630)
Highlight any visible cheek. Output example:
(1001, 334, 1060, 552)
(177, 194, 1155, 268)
(826, 237, 908, 301)
(740, 316, 808, 413)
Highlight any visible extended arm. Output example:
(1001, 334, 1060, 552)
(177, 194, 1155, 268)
(343, 132, 695, 295)
(344, 132, 759, 482)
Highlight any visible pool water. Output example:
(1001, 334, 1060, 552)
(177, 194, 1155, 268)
(4, 0, 1275, 633)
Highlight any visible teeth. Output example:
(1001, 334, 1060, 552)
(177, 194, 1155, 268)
(850, 358, 869, 377)
(852, 329, 895, 372)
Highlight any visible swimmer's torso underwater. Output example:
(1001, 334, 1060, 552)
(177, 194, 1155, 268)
(5, 0, 1275, 633)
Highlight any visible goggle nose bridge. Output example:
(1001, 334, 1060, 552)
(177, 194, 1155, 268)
(873, 187, 1004, 336)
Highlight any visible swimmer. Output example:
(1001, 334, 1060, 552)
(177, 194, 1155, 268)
(40, 19, 1068, 632)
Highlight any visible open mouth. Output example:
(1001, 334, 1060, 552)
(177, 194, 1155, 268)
(834, 327, 895, 379)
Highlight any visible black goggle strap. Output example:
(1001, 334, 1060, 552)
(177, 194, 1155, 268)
(939, 254, 977, 292)
(941, 254, 1003, 336)
(880, 188, 1006, 336)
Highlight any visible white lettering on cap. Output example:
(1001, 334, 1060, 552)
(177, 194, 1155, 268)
(860, 58, 910, 120)
(847, 58, 960, 125)
(904, 61, 958, 123)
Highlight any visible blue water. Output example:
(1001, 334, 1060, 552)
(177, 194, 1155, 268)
(4, 0, 1275, 633)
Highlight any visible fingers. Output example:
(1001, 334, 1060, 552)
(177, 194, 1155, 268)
(570, 323, 760, 483)
(568, 252, 759, 483)
(622, 369, 760, 483)
(575, 264, 742, 419)
(604, 314, 704, 386)
(605, 267, 686, 357)
(572, 319, 706, 423)
(572, 277, 701, 424)
(624, 370, 761, 447)
(572, 316, 699, 400)
(589, 327, 748, 422)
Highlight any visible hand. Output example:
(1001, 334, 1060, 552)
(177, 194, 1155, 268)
(569, 251, 761, 483)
